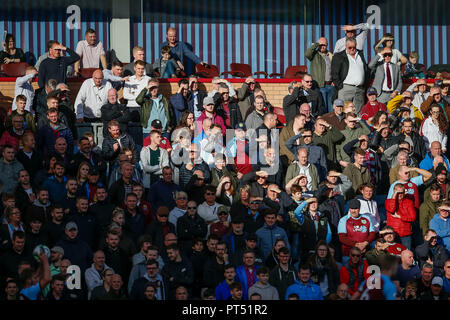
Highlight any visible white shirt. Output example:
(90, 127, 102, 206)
(333, 23, 369, 53)
(297, 163, 313, 190)
(123, 75, 151, 107)
(12, 73, 35, 112)
(75, 78, 112, 119)
(421, 117, 447, 151)
(343, 52, 365, 86)
(382, 62, 394, 91)
(75, 40, 105, 68)
(197, 202, 220, 223)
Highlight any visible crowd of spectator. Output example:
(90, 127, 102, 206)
(0, 23, 449, 301)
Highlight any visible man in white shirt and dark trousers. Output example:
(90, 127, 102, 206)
(368, 47, 402, 105)
(331, 38, 369, 115)
(123, 60, 151, 120)
(75, 69, 112, 123)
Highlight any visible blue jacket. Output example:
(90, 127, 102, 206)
(256, 223, 290, 259)
(170, 93, 189, 122)
(285, 279, 324, 300)
(42, 175, 67, 205)
(430, 214, 450, 253)
(235, 265, 258, 300)
(419, 153, 450, 171)
(160, 41, 202, 76)
(215, 281, 232, 300)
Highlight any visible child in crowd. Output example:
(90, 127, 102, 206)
(152, 46, 180, 78)
(404, 51, 425, 78)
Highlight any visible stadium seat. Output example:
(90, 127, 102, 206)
(283, 65, 308, 79)
(0, 62, 30, 77)
(195, 63, 220, 78)
(80, 68, 98, 79)
(221, 63, 268, 78)
(273, 106, 286, 126)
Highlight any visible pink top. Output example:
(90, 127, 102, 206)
(75, 40, 105, 68)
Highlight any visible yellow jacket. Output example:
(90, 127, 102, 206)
(387, 94, 423, 127)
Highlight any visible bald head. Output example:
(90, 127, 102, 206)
(430, 141, 442, 157)
(92, 69, 104, 87)
(318, 37, 328, 52)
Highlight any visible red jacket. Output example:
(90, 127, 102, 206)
(385, 198, 416, 237)
(196, 111, 226, 136)
(339, 260, 371, 295)
(360, 102, 387, 121)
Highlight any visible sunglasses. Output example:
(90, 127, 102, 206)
(430, 236, 437, 241)
(249, 201, 261, 204)
(351, 254, 361, 258)
(149, 86, 158, 91)
(205, 192, 215, 196)
(303, 80, 312, 83)
(158, 214, 169, 218)
(347, 46, 356, 50)
(383, 53, 393, 57)
(187, 206, 197, 210)
(302, 135, 312, 138)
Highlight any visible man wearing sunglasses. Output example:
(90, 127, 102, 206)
(430, 201, 450, 254)
(339, 246, 370, 296)
(38, 41, 80, 89)
(331, 38, 369, 115)
(368, 47, 402, 105)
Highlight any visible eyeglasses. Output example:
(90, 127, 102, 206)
(205, 192, 215, 196)
(347, 46, 356, 50)
(431, 111, 440, 114)
(249, 201, 261, 204)
(303, 80, 312, 83)
(177, 197, 187, 200)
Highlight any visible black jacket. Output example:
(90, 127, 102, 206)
(100, 102, 133, 136)
(176, 214, 208, 253)
(269, 264, 297, 300)
(161, 257, 194, 299)
(103, 246, 131, 284)
(298, 87, 325, 117)
(145, 221, 176, 251)
(108, 178, 131, 206)
(90, 200, 115, 246)
(101, 133, 138, 162)
(397, 133, 427, 162)
(56, 236, 93, 273)
(68, 151, 107, 179)
(38, 48, 80, 88)
(283, 87, 302, 122)
(14, 184, 36, 215)
(202, 256, 225, 289)
(213, 93, 243, 130)
(331, 49, 369, 90)
(295, 210, 330, 260)
(16, 149, 42, 181)
(415, 242, 448, 276)
(130, 275, 169, 300)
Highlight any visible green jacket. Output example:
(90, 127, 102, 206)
(305, 43, 333, 88)
(342, 163, 371, 199)
(136, 88, 175, 133)
(312, 126, 344, 165)
(365, 248, 388, 267)
(337, 122, 371, 163)
(285, 161, 320, 191)
(419, 196, 441, 236)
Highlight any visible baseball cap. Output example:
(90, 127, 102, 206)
(65, 221, 78, 231)
(217, 206, 229, 215)
(431, 276, 443, 286)
(348, 199, 361, 209)
(203, 96, 215, 106)
(51, 246, 65, 255)
(366, 87, 377, 95)
(436, 163, 447, 176)
(235, 122, 246, 131)
(151, 119, 162, 129)
(333, 99, 344, 107)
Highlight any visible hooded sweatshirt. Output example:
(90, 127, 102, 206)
(248, 281, 280, 300)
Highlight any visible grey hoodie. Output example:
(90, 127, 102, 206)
(248, 281, 280, 300)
